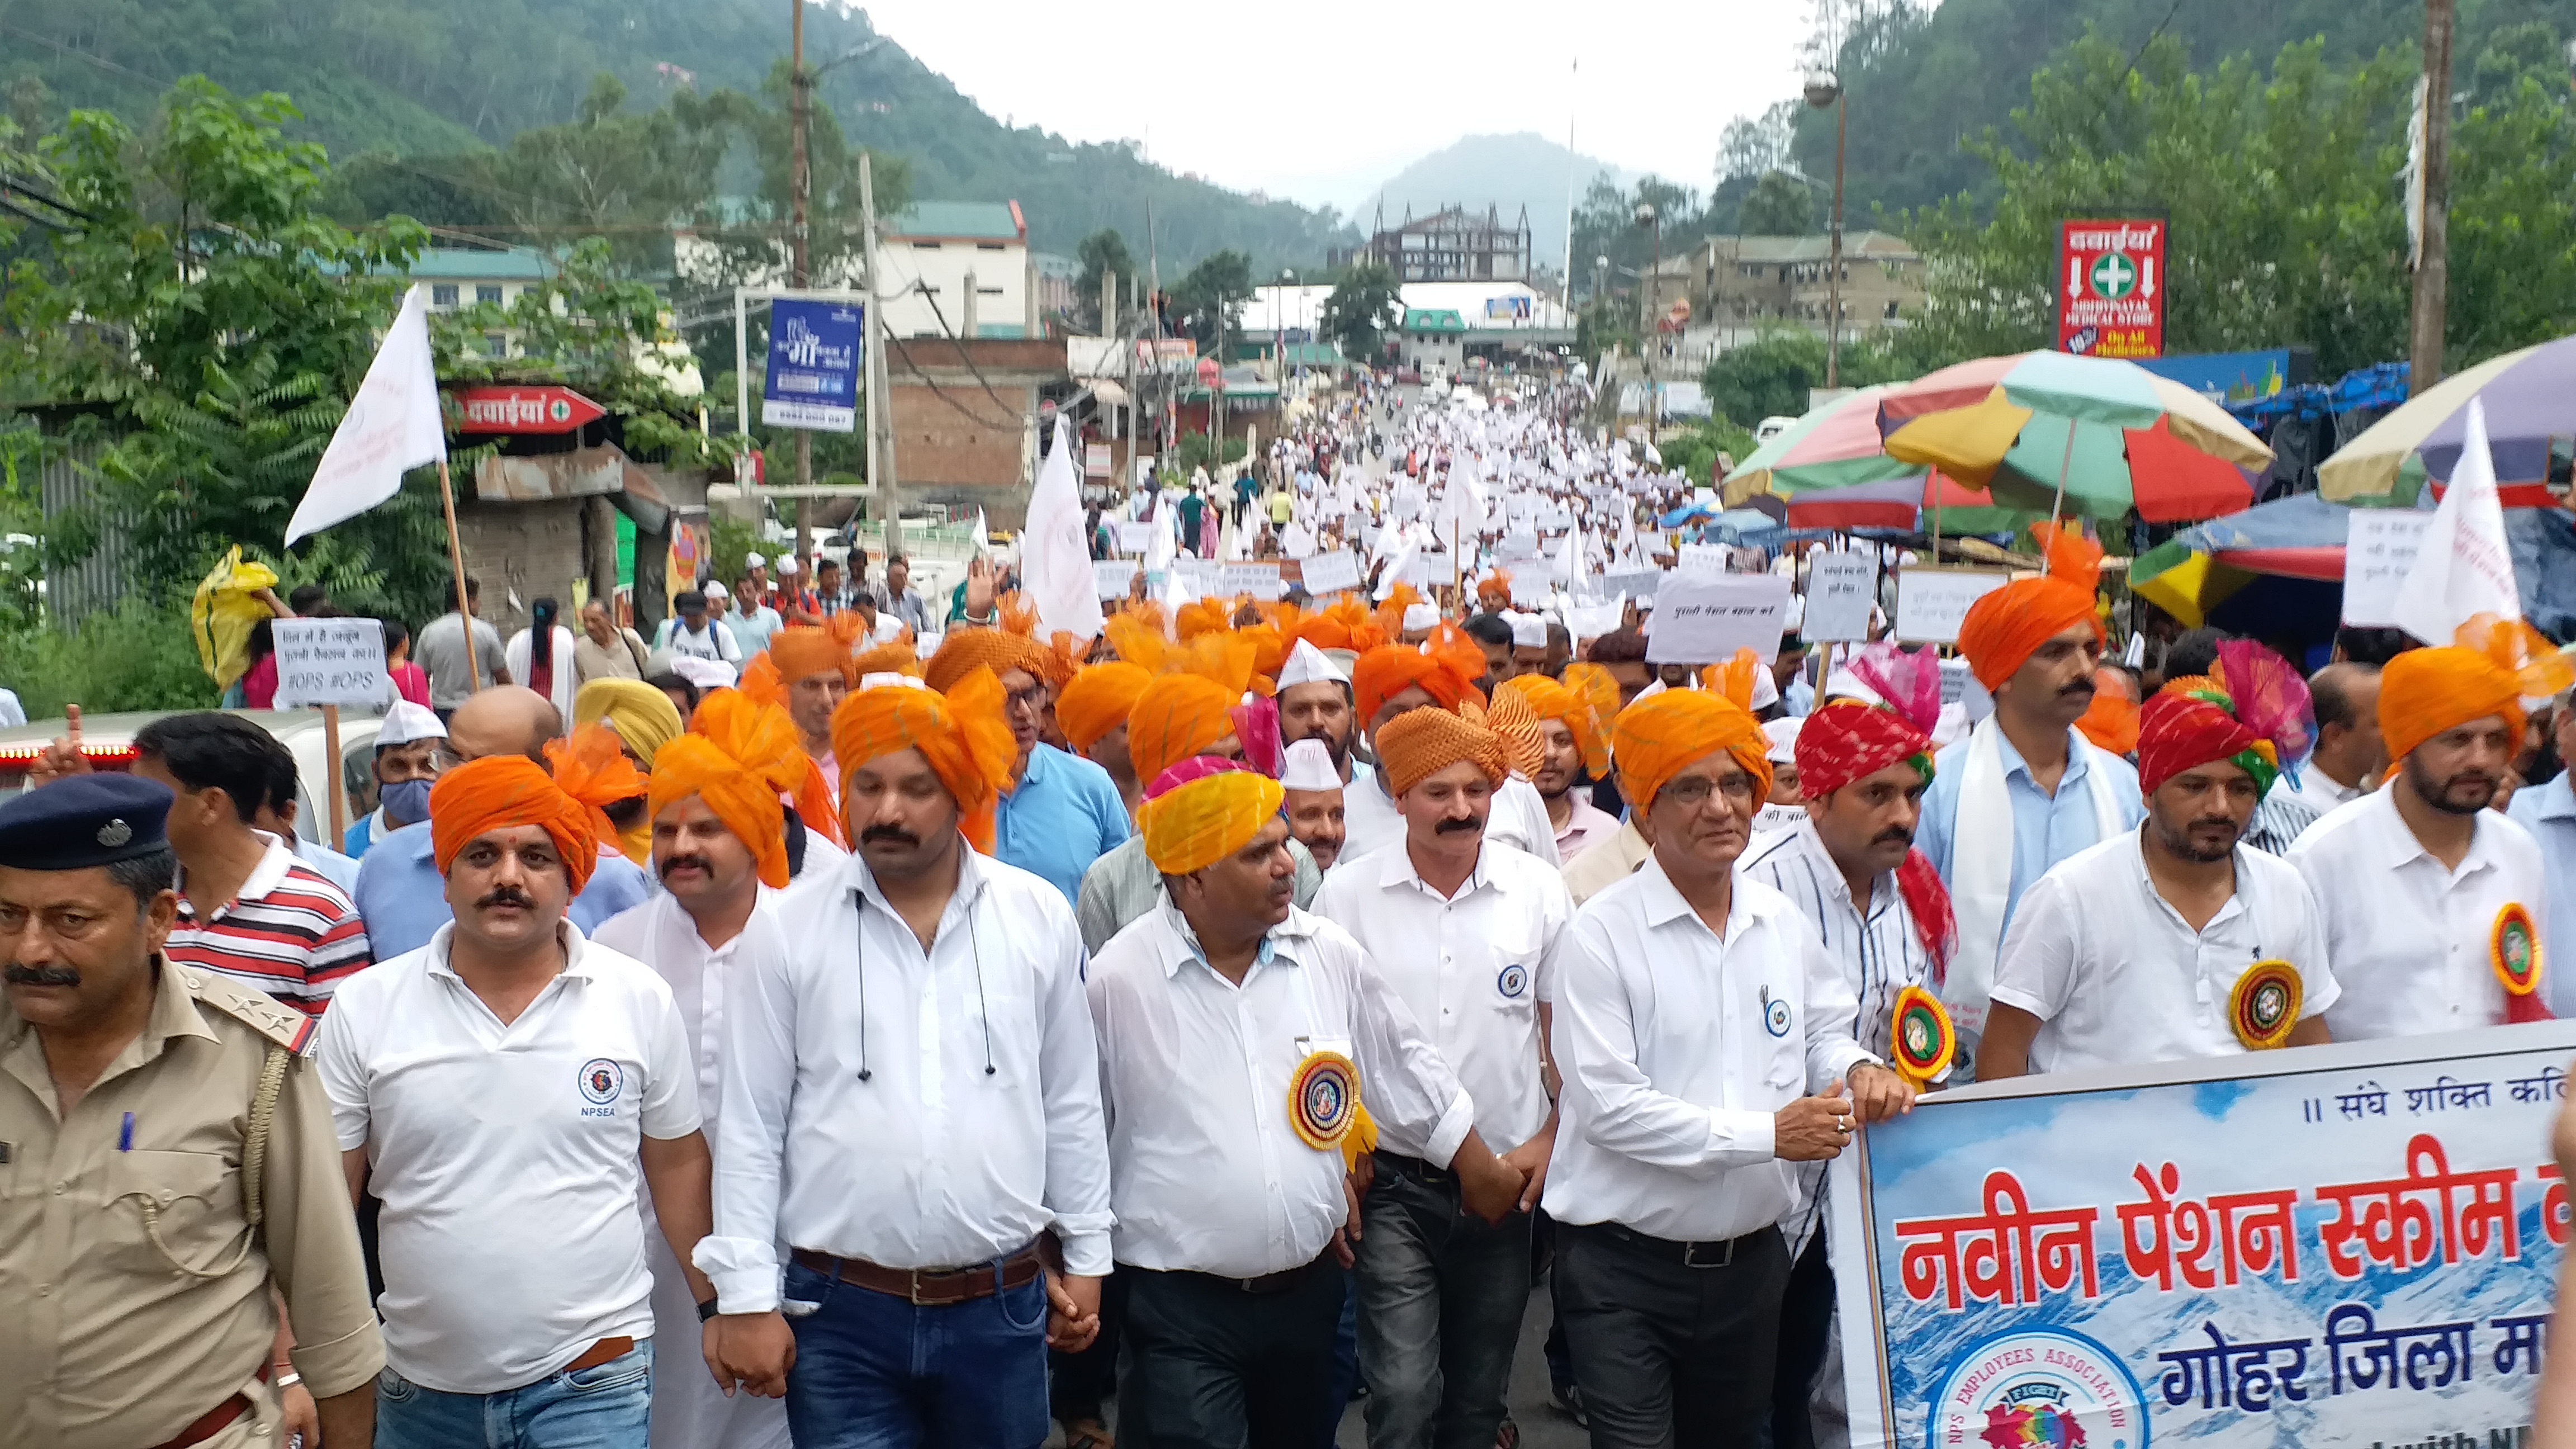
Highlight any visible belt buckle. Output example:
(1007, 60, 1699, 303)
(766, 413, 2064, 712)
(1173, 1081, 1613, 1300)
(907, 1270, 967, 1306)
(1682, 1237, 1736, 1270)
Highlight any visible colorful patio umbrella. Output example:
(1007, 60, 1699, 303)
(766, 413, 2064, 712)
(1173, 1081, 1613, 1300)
(1718, 386, 2026, 533)
(2317, 334, 2576, 503)
(1878, 352, 2271, 522)
(2128, 493, 2362, 627)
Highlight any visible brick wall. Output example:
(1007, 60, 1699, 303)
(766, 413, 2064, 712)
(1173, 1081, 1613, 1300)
(451, 497, 590, 633)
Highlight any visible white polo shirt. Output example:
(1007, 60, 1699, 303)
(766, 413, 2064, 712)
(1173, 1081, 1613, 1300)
(2286, 789, 2550, 1042)
(1991, 830, 2339, 1076)
(315, 921, 699, 1394)
(1341, 763, 1562, 869)
(1311, 840, 1568, 1158)
(1542, 859, 1876, 1243)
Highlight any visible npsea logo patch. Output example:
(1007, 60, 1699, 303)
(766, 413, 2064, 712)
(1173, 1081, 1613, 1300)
(1928, 1328, 2146, 1449)
(577, 1058, 625, 1107)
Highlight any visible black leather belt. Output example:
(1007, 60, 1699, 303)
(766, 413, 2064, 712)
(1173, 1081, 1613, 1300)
(1581, 1219, 1777, 1269)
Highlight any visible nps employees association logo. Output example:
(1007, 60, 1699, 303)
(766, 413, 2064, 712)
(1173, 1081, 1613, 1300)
(577, 1058, 625, 1106)
(1928, 1328, 2146, 1449)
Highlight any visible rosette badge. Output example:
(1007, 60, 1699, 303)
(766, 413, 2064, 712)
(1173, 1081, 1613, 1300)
(1286, 1051, 1361, 1152)
(1889, 985, 1954, 1090)
(2229, 961, 2302, 1050)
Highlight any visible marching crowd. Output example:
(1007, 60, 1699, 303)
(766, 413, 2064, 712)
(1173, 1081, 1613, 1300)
(7, 385, 2576, 1449)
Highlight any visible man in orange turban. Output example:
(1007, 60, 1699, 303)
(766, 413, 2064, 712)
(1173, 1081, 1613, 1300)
(831, 670, 1019, 858)
(1056, 660, 1156, 816)
(932, 629, 1130, 908)
(1547, 693, 1905, 1448)
(1503, 671, 1619, 858)
(2289, 616, 2571, 1036)
(1920, 525, 2144, 1044)
(1344, 636, 1562, 868)
(746, 625, 855, 821)
(429, 728, 638, 904)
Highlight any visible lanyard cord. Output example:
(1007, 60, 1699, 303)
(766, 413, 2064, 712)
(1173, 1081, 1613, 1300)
(853, 885, 996, 1083)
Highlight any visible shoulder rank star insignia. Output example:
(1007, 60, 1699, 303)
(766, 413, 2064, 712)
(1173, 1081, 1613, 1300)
(97, 818, 131, 847)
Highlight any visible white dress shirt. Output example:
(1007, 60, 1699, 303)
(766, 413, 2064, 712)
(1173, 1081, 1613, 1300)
(695, 844, 1115, 1314)
(591, 893, 792, 1449)
(1741, 820, 1945, 1080)
(1991, 830, 2339, 1075)
(1342, 761, 1562, 869)
(315, 922, 699, 1394)
(2288, 789, 2550, 1043)
(1311, 840, 1569, 1157)
(1542, 859, 1875, 1244)
(1087, 901, 1475, 1277)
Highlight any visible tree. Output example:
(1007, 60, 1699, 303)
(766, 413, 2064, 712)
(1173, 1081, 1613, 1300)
(1077, 228, 1136, 325)
(1319, 262, 1401, 363)
(1702, 328, 1905, 427)
(1738, 171, 1819, 235)
(1716, 102, 1798, 185)
(1169, 249, 1253, 353)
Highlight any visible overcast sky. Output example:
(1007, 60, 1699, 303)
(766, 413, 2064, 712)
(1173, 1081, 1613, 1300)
(855, 1, 1821, 215)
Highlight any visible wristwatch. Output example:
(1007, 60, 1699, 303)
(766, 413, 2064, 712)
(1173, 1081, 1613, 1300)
(696, 1296, 721, 1322)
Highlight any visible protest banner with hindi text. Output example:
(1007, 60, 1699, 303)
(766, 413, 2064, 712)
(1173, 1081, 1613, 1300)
(1803, 552, 1877, 642)
(1895, 566, 2014, 645)
(1646, 572, 1793, 664)
(1830, 1022, 2574, 1449)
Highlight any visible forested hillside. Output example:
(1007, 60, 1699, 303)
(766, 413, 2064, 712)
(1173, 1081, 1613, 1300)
(2, 0, 1352, 268)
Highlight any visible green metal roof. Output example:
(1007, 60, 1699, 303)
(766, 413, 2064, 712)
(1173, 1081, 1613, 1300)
(1402, 309, 1467, 334)
(404, 248, 558, 281)
(1276, 342, 1347, 367)
(890, 201, 1024, 242)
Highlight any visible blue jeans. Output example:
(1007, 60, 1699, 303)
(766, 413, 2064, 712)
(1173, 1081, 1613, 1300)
(376, 1339, 653, 1449)
(780, 1256, 1050, 1449)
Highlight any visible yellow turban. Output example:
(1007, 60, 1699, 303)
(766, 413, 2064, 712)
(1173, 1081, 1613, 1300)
(829, 670, 1019, 854)
(1375, 704, 1508, 797)
(1057, 662, 1155, 752)
(1612, 688, 1773, 813)
(2379, 615, 2572, 763)
(647, 692, 809, 888)
(574, 678, 685, 767)
(1127, 673, 1241, 784)
(1139, 763, 1285, 875)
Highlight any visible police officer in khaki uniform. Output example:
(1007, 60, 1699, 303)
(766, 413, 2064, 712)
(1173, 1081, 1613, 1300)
(0, 774, 384, 1449)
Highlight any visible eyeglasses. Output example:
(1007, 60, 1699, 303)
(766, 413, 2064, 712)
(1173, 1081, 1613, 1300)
(1003, 683, 1049, 714)
(1660, 774, 1757, 809)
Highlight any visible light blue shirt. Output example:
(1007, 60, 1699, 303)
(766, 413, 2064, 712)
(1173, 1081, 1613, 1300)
(993, 744, 1132, 908)
(1916, 723, 2144, 939)
(352, 819, 655, 960)
(2508, 774, 2576, 1006)
(291, 836, 363, 896)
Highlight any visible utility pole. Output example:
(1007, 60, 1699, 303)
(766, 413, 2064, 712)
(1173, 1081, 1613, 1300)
(2409, 0, 2455, 394)
(788, 0, 815, 574)
(1825, 89, 1848, 389)
(861, 150, 898, 561)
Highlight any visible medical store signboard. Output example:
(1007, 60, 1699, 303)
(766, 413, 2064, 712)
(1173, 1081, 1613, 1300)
(1830, 1021, 2572, 1449)
(763, 297, 863, 433)
(2054, 219, 2167, 359)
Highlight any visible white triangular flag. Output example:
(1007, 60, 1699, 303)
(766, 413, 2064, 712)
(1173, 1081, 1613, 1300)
(1021, 420, 1105, 643)
(286, 288, 446, 544)
(2393, 397, 2520, 646)
(973, 508, 990, 558)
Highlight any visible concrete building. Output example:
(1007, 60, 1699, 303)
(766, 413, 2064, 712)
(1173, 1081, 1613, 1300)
(1237, 280, 1574, 373)
(875, 201, 1037, 340)
(1650, 231, 1925, 354)
(1033, 251, 1081, 333)
(1341, 204, 1533, 283)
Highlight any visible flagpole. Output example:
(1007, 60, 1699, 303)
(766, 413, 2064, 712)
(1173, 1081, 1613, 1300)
(437, 460, 482, 694)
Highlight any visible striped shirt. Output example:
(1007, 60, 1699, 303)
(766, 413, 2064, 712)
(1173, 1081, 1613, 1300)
(165, 834, 373, 1018)
(1742, 819, 1946, 1249)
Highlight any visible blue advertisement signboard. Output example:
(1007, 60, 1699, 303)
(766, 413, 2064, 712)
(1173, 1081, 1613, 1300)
(763, 297, 863, 433)
(1830, 1022, 2572, 1448)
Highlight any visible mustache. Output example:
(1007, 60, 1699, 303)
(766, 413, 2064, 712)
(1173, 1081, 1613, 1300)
(860, 825, 922, 849)
(1434, 815, 1486, 835)
(658, 854, 712, 881)
(2058, 678, 2097, 701)
(4, 963, 79, 986)
(1872, 826, 1914, 848)
(475, 887, 537, 911)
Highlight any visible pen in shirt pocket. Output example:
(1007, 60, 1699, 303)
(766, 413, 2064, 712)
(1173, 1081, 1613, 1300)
(119, 1112, 134, 1152)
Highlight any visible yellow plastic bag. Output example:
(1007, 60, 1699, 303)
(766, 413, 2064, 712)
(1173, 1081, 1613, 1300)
(191, 546, 280, 689)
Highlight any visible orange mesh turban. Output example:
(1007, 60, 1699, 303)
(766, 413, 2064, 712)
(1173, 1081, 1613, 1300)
(2380, 615, 2572, 763)
(648, 692, 809, 888)
(1127, 673, 1240, 784)
(1176, 598, 1235, 640)
(1139, 763, 1285, 874)
(830, 670, 1020, 854)
(1058, 661, 1155, 752)
(2076, 669, 2142, 756)
(428, 728, 641, 894)
(1375, 703, 1509, 797)
(1612, 687, 1772, 814)
(1352, 631, 1485, 727)
(1957, 523, 2106, 692)
(768, 626, 847, 684)
(1503, 672, 1611, 777)
(849, 641, 924, 680)
(1483, 686, 1545, 779)
(1700, 648, 1764, 709)
(926, 627, 1050, 694)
